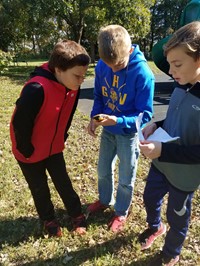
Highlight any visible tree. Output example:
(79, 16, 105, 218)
(0, 0, 27, 52)
(98, 0, 156, 57)
(47, 0, 156, 59)
(0, 0, 190, 60)
(0, 0, 64, 56)
(103, 0, 155, 39)
(49, 0, 97, 44)
(149, 0, 189, 51)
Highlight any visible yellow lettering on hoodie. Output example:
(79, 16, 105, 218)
(102, 86, 108, 97)
(119, 93, 127, 105)
(112, 75, 119, 88)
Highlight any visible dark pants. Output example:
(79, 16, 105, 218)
(18, 152, 82, 221)
(143, 165, 194, 257)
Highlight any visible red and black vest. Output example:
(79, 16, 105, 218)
(10, 75, 78, 163)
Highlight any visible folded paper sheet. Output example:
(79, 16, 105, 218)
(136, 113, 179, 143)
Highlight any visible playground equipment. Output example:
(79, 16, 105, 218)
(152, 0, 200, 75)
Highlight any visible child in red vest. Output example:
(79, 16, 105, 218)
(10, 40, 90, 237)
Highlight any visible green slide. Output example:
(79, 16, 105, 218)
(152, 0, 200, 75)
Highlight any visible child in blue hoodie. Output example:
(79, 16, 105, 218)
(87, 25, 154, 232)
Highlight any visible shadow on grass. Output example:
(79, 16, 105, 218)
(0, 206, 117, 248)
(0, 206, 152, 266)
(0, 208, 72, 249)
(0, 216, 42, 249)
(20, 234, 151, 266)
(1, 63, 95, 86)
(1, 65, 35, 85)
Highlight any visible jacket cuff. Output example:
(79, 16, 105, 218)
(116, 117, 123, 125)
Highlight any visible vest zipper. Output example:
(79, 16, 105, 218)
(49, 94, 66, 155)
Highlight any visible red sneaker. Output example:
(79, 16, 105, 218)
(138, 222, 166, 250)
(72, 214, 87, 235)
(44, 219, 62, 237)
(108, 215, 127, 233)
(86, 200, 108, 215)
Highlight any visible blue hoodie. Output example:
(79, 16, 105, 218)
(91, 44, 155, 135)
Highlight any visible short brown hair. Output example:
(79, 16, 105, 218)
(48, 40, 90, 73)
(164, 21, 200, 61)
(98, 25, 131, 64)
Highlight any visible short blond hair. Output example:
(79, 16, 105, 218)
(98, 25, 131, 64)
(164, 21, 200, 61)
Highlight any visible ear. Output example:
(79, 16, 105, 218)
(54, 67, 62, 82)
(198, 57, 200, 67)
(54, 67, 61, 75)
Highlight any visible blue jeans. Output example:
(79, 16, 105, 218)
(98, 129, 139, 217)
(144, 165, 194, 257)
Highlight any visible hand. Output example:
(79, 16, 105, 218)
(142, 123, 157, 140)
(87, 119, 99, 137)
(139, 140, 162, 159)
(93, 114, 117, 126)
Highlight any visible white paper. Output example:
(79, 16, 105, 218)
(135, 113, 144, 141)
(146, 127, 179, 143)
(136, 113, 179, 143)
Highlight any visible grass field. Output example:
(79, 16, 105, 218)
(0, 62, 199, 265)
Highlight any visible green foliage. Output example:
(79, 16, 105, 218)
(0, 63, 199, 265)
(0, 50, 14, 73)
(102, 0, 156, 40)
(0, 0, 155, 58)
(0, 0, 195, 61)
(150, 0, 189, 41)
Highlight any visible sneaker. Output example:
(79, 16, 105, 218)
(148, 251, 179, 266)
(108, 215, 127, 233)
(138, 222, 166, 250)
(72, 214, 87, 235)
(86, 200, 108, 215)
(44, 219, 62, 237)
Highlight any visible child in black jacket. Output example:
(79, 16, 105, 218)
(10, 40, 90, 237)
